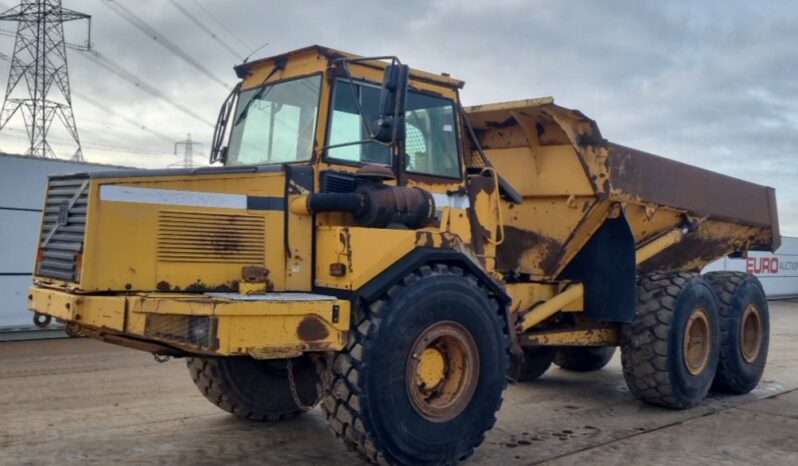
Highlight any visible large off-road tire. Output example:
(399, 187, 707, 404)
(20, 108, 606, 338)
(510, 346, 556, 382)
(704, 271, 770, 394)
(320, 264, 509, 465)
(186, 355, 319, 421)
(554, 346, 616, 372)
(621, 271, 720, 409)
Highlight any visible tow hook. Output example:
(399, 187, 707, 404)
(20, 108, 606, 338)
(32, 312, 51, 328)
(65, 322, 83, 338)
(153, 354, 171, 363)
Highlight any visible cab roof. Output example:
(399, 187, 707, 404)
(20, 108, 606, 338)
(234, 45, 465, 89)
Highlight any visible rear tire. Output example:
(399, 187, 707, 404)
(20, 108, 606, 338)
(510, 346, 556, 382)
(319, 264, 509, 465)
(186, 356, 319, 421)
(621, 271, 720, 409)
(704, 271, 769, 394)
(554, 347, 616, 372)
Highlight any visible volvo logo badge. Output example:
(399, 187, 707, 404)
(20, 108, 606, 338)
(57, 201, 69, 226)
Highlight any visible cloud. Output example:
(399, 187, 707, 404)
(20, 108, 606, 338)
(0, 0, 795, 234)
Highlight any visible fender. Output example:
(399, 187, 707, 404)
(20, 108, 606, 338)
(314, 247, 511, 305)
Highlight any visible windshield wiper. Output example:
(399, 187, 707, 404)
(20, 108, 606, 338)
(233, 57, 287, 126)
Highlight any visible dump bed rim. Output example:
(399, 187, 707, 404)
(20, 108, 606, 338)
(608, 143, 780, 251)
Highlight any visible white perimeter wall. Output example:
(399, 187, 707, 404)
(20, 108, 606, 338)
(703, 236, 798, 299)
(0, 154, 127, 330)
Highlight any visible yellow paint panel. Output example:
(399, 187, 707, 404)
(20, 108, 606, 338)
(487, 145, 594, 196)
(79, 172, 287, 293)
(28, 286, 126, 331)
(315, 226, 418, 290)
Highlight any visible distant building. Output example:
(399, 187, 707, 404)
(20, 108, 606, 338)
(703, 236, 798, 299)
(0, 153, 130, 335)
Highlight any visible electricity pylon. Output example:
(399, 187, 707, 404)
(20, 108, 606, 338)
(0, 0, 91, 161)
(172, 133, 202, 168)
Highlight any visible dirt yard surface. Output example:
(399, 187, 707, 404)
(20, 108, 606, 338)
(1, 300, 797, 465)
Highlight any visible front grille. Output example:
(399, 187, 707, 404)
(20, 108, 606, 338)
(144, 314, 218, 350)
(36, 175, 90, 282)
(157, 211, 265, 263)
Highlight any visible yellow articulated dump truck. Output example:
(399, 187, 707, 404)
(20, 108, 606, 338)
(28, 46, 779, 465)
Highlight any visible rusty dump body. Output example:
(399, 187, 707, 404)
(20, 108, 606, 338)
(465, 98, 779, 281)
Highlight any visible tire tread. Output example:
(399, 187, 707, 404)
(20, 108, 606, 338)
(621, 271, 704, 409)
(186, 357, 309, 422)
(319, 264, 509, 465)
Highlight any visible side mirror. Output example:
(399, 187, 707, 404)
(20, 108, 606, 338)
(370, 64, 409, 144)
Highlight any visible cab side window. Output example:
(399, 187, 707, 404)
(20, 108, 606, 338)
(327, 79, 461, 179)
(404, 93, 459, 178)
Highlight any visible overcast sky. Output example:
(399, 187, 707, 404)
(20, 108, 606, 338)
(0, 0, 796, 235)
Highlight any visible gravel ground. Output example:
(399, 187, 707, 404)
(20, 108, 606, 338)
(1, 300, 796, 465)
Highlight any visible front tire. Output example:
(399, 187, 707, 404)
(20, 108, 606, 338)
(704, 271, 770, 394)
(320, 265, 509, 465)
(621, 271, 720, 409)
(186, 356, 319, 421)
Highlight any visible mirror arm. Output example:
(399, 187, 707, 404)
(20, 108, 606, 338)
(337, 61, 374, 145)
(334, 57, 403, 142)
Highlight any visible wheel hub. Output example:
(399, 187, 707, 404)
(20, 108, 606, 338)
(684, 308, 711, 375)
(406, 321, 479, 423)
(740, 304, 763, 363)
(417, 347, 446, 388)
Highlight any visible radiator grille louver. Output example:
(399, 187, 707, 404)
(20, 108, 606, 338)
(157, 211, 265, 263)
(36, 176, 90, 282)
(320, 170, 356, 193)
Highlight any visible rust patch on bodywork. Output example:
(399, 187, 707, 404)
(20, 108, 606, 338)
(241, 266, 269, 282)
(496, 226, 563, 274)
(415, 231, 460, 250)
(466, 174, 496, 256)
(184, 280, 240, 293)
(637, 220, 765, 274)
(297, 316, 329, 341)
(416, 231, 435, 248)
(638, 234, 725, 275)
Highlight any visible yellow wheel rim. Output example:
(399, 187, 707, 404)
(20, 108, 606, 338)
(740, 304, 763, 363)
(406, 321, 479, 422)
(684, 308, 712, 375)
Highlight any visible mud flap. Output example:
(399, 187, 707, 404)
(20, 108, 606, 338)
(559, 217, 636, 322)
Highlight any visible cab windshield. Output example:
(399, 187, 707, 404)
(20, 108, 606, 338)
(226, 75, 321, 166)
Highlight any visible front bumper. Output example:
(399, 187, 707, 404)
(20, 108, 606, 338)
(28, 286, 350, 358)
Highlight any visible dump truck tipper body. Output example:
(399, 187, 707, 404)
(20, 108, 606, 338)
(26, 46, 779, 466)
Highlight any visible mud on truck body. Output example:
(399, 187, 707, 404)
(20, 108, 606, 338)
(28, 46, 779, 465)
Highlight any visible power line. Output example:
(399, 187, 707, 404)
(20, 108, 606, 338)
(1, 27, 215, 128)
(79, 48, 216, 128)
(99, 0, 230, 90)
(2, 125, 171, 156)
(0, 50, 176, 143)
(71, 89, 178, 143)
(190, 0, 251, 52)
(168, 0, 241, 59)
